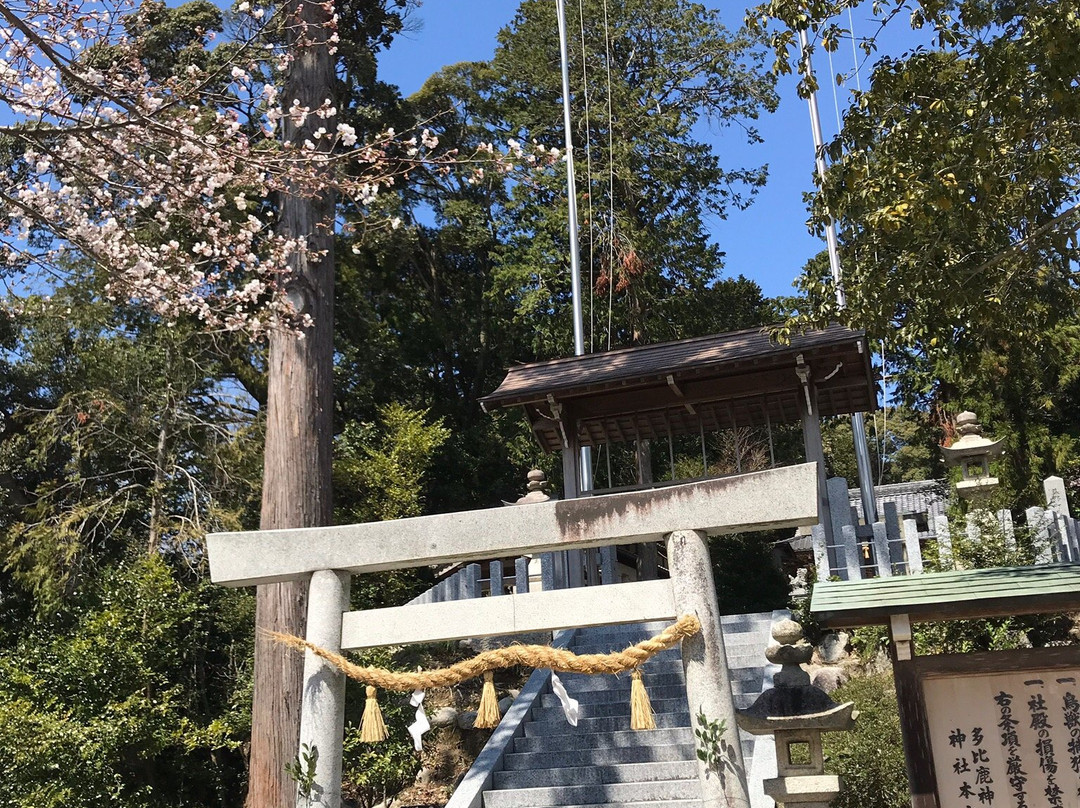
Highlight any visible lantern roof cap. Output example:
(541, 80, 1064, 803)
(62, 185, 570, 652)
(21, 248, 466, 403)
(942, 411, 1004, 465)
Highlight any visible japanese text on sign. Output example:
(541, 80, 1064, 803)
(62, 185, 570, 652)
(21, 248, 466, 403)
(925, 671, 1080, 808)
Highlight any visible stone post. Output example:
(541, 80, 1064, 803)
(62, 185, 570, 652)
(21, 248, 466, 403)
(883, 502, 906, 573)
(297, 569, 351, 808)
(902, 518, 924, 574)
(1044, 475, 1071, 516)
(666, 529, 750, 808)
(871, 523, 892, 577)
(934, 514, 953, 568)
(810, 524, 830, 577)
(839, 525, 862, 582)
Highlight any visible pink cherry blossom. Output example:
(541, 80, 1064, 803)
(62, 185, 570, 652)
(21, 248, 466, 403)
(0, 0, 558, 335)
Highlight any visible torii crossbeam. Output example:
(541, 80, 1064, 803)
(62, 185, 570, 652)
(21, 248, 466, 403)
(206, 463, 819, 808)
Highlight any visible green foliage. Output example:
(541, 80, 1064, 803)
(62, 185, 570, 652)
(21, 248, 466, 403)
(915, 507, 1071, 654)
(693, 710, 729, 774)
(757, 1, 1080, 362)
(939, 330, 1080, 503)
(1, 294, 263, 615)
(82, 0, 225, 84)
(285, 743, 320, 799)
(334, 403, 450, 523)
(823, 672, 909, 808)
(332, 0, 783, 516)
(0, 289, 262, 803)
(821, 407, 943, 486)
(710, 532, 791, 615)
(0, 555, 253, 808)
(820, 504, 1076, 807)
(757, 1, 1080, 497)
(399, 0, 777, 357)
(482, 0, 777, 353)
(334, 221, 543, 511)
(340, 648, 422, 808)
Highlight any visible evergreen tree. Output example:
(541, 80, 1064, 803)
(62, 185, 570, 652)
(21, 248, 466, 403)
(757, 0, 1080, 501)
(413, 0, 779, 355)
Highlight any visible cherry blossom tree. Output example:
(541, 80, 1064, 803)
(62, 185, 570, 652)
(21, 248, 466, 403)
(0, 2, 556, 804)
(0, 0, 550, 329)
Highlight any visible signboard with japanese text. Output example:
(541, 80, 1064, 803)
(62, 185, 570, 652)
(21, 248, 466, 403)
(924, 669, 1080, 808)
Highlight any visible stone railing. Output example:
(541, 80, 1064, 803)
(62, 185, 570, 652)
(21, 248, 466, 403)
(814, 475, 1080, 580)
(407, 557, 533, 605)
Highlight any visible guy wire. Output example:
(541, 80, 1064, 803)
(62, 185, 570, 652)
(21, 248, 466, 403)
(578, 0, 596, 352)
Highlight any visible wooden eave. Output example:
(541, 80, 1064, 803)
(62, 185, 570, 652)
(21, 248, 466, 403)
(810, 563, 1080, 628)
(481, 325, 877, 453)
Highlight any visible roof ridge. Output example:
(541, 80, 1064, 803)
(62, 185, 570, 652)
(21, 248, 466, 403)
(501, 324, 775, 373)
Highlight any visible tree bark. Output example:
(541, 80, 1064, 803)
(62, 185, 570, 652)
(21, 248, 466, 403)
(247, 0, 337, 805)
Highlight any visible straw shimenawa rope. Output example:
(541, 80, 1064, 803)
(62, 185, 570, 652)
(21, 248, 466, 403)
(268, 614, 701, 691)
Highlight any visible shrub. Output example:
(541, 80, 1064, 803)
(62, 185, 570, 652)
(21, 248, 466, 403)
(823, 671, 909, 808)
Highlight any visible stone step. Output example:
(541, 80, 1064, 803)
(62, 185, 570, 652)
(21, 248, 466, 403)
(541, 675, 763, 709)
(574, 622, 672, 638)
(557, 656, 760, 682)
(566, 655, 681, 669)
(540, 685, 690, 707)
(474, 615, 778, 808)
(494, 760, 698, 790)
(541, 801, 702, 808)
(502, 743, 697, 771)
(554, 671, 686, 692)
(571, 613, 773, 637)
(721, 612, 775, 629)
(514, 726, 693, 753)
(482, 778, 702, 808)
(523, 711, 691, 737)
(570, 644, 683, 659)
(723, 639, 770, 654)
(531, 697, 689, 723)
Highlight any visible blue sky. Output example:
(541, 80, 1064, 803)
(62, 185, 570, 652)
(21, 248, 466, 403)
(376, 1, 887, 300)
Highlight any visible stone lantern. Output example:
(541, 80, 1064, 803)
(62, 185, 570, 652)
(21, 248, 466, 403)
(735, 618, 855, 808)
(941, 411, 1004, 501)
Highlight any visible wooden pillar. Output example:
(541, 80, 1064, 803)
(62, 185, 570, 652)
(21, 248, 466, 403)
(800, 380, 835, 555)
(888, 614, 939, 808)
(560, 403, 584, 588)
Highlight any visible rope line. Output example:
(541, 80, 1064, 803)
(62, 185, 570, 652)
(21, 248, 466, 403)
(602, 0, 615, 350)
(269, 614, 701, 692)
(577, 0, 596, 353)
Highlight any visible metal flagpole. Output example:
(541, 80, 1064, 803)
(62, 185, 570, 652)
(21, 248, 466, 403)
(556, 0, 593, 495)
(799, 28, 877, 523)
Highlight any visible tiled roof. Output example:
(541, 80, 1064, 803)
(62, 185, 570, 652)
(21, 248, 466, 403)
(482, 324, 869, 407)
(482, 325, 876, 452)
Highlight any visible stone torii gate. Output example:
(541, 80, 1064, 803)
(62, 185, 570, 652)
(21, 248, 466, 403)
(206, 463, 819, 808)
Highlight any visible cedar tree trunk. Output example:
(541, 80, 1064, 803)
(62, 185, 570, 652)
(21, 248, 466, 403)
(247, 1, 336, 805)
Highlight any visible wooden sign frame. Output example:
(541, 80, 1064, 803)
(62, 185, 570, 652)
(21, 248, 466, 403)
(893, 638, 1080, 808)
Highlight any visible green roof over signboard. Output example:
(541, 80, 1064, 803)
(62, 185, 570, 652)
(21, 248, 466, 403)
(811, 563, 1080, 628)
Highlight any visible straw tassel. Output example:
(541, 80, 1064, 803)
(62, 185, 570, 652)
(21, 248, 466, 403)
(475, 671, 501, 729)
(630, 669, 656, 730)
(359, 685, 388, 742)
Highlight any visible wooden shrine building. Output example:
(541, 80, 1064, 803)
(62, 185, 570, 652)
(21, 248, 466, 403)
(481, 324, 878, 582)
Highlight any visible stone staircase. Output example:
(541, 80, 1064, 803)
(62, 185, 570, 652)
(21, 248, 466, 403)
(477, 612, 783, 808)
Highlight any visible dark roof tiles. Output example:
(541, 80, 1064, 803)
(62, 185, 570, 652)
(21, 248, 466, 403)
(482, 324, 867, 406)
